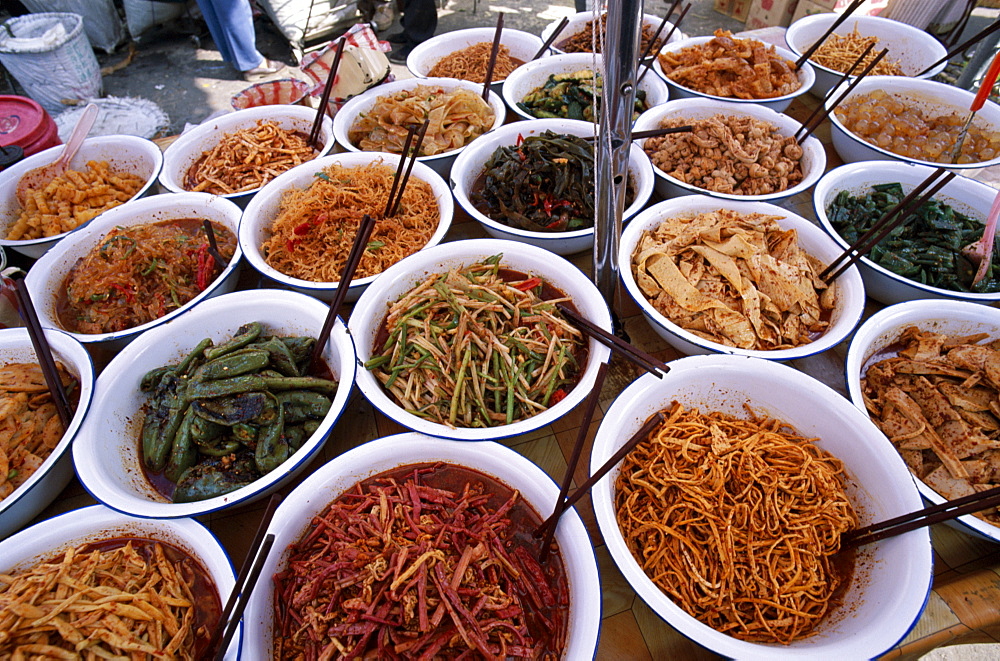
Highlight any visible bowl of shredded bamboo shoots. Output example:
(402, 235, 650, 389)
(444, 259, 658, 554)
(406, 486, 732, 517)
(349, 238, 612, 441)
(592, 353, 931, 658)
(159, 105, 334, 209)
(333, 77, 505, 177)
(0, 503, 239, 658)
(240, 151, 453, 303)
(785, 14, 948, 97)
(0, 327, 94, 540)
(0, 135, 162, 259)
(620, 194, 865, 360)
(405, 27, 545, 94)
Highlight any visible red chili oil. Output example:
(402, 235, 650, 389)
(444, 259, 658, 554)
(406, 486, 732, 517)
(273, 462, 570, 659)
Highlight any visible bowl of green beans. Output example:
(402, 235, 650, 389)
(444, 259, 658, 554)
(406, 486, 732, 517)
(814, 161, 1000, 306)
(72, 288, 356, 519)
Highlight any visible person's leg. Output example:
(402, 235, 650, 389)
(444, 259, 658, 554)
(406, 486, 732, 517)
(195, 0, 265, 72)
(401, 0, 437, 48)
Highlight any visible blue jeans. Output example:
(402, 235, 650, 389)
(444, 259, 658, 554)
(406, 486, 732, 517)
(195, 0, 265, 72)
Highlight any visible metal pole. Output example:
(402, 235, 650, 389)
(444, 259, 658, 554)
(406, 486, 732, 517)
(594, 0, 642, 312)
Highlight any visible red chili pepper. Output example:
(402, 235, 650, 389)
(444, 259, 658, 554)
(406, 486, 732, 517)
(513, 277, 541, 292)
(109, 283, 134, 304)
(551, 388, 567, 404)
(293, 222, 312, 235)
(195, 243, 214, 291)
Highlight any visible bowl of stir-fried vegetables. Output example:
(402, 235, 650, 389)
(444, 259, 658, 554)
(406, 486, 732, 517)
(450, 118, 654, 255)
(502, 52, 669, 123)
(349, 238, 613, 441)
(814, 161, 1000, 306)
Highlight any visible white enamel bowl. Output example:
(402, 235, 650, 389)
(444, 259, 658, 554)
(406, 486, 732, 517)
(24, 192, 244, 361)
(825, 76, 1000, 170)
(72, 289, 357, 519)
(349, 238, 612, 441)
(0, 504, 240, 658)
(405, 27, 545, 94)
(541, 12, 684, 55)
(159, 105, 334, 208)
(333, 77, 506, 178)
(652, 34, 814, 113)
(785, 13, 948, 97)
(0, 328, 94, 540)
(633, 98, 826, 204)
(592, 354, 931, 660)
(620, 195, 866, 360)
(502, 53, 669, 122)
(450, 118, 654, 255)
(814, 161, 1000, 306)
(239, 151, 453, 302)
(240, 432, 601, 660)
(845, 299, 1000, 543)
(0, 135, 163, 258)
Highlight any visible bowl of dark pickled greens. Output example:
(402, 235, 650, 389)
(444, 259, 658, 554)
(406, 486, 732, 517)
(72, 289, 357, 518)
(451, 118, 654, 255)
(503, 52, 669, 123)
(814, 161, 1000, 305)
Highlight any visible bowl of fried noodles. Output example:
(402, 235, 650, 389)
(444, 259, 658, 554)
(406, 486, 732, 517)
(158, 105, 334, 209)
(620, 194, 866, 360)
(652, 30, 814, 113)
(450, 117, 654, 255)
(240, 432, 601, 659)
(24, 191, 244, 362)
(0, 503, 240, 658)
(332, 77, 505, 177)
(592, 354, 931, 658)
(541, 12, 685, 55)
(0, 135, 163, 259)
(0, 327, 94, 541)
(72, 288, 356, 520)
(405, 27, 545, 94)
(785, 13, 948, 98)
(240, 151, 453, 302)
(349, 238, 612, 441)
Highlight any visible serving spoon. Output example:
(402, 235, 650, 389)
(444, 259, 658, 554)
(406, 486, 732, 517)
(15, 103, 98, 208)
(960, 186, 1000, 287)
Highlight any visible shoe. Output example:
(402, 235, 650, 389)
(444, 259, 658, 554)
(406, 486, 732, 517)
(243, 58, 285, 82)
(384, 32, 406, 44)
(388, 47, 411, 65)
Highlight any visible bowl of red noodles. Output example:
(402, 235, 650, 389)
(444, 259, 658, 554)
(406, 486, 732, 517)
(240, 432, 601, 660)
(592, 354, 931, 658)
(24, 191, 244, 363)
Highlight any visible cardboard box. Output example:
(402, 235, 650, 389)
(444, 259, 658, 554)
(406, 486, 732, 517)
(745, 0, 800, 30)
(715, 0, 752, 21)
(791, 0, 887, 23)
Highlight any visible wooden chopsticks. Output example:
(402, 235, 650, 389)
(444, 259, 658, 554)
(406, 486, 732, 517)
(308, 37, 347, 148)
(13, 279, 72, 428)
(636, 2, 690, 86)
(793, 42, 874, 143)
(556, 303, 669, 377)
(794, 47, 888, 144)
(819, 168, 957, 284)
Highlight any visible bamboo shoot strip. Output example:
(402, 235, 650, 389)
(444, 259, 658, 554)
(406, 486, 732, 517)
(365, 256, 587, 428)
(794, 0, 867, 69)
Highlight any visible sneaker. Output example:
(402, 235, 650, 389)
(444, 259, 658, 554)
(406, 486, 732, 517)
(243, 58, 285, 81)
(388, 47, 411, 65)
(384, 32, 406, 44)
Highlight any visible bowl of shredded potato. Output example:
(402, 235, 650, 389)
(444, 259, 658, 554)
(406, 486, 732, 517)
(0, 503, 240, 658)
(592, 354, 931, 658)
(240, 151, 453, 302)
(405, 27, 545, 95)
(158, 105, 335, 209)
(501, 52, 669, 123)
(785, 14, 949, 97)
(0, 135, 162, 259)
(541, 12, 685, 55)
(652, 30, 814, 113)
(620, 194, 866, 360)
(845, 299, 1000, 544)
(332, 77, 505, 177)
(633, 97, 826, 203)
(24, 191, 245, 362)
(0, 327, 94, 540)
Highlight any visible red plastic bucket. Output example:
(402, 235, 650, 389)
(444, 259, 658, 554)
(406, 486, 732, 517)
(0, 95, 61, 157)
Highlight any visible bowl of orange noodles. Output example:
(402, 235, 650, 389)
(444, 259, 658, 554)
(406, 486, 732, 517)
(24, 191, 244, 363)
(0, 503, 240, 658)
(592, 354, 931, 658)
(0, 327, 95, 541)
(239, 151, 453, 303)
(405, 27, 545, 95)
(158, 105, 335, 209)
(332, 77, 505, 177)
(541, 12, 685, 56)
